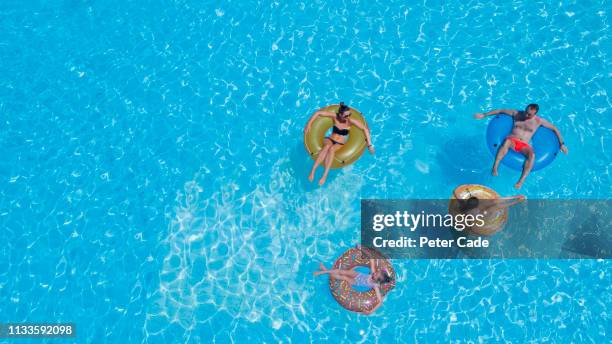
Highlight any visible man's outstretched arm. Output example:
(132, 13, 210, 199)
(540, 119, 569, 154)
(474, 109, 518, 119)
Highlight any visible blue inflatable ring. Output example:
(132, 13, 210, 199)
(486, 114, 560, 171)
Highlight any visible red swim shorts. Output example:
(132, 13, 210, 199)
(507, 137, 531, 152)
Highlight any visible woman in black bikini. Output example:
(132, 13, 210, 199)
(305, 102, 374, 185)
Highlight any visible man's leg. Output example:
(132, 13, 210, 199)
(515, 148, 535, 189)
(492, 139, 514, 176)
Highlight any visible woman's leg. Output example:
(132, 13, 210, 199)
(329, 273, 356, 285)
(314, 263, 329, 276)
(314, 264, 358, 278)
(318, 144, 342, 185)
(328, 268, 358, 278)
(315, 268, 355, 277)
(309, 139, 332, 181)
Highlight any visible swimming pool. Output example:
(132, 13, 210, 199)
(0, 0, 610, 342)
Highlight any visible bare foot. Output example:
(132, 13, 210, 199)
(492, 167, 498, 176)
(313, 263, 328, 276)
(514, 181, 523, 189)
(308, 172, 315, 182)
(318, 176, 327, 186)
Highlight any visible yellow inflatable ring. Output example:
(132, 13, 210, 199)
(303, 104, 369, 169)
(448, 184, 508, 235)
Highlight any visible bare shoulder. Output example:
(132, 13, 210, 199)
(538, 116, 555, 128)
(537, 116, 550, 124)
(349, 117, 365, 127)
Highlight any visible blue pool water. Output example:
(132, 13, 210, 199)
(1, 0, 610, 342)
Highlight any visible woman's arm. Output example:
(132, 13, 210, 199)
(482, 195, 526, 213)
(350, 118, 375, 154)
(305, 111, 335, 133)
(474, 109, 517, 119)
(452, 187, 461, 200)
(500, 195, 526, 207)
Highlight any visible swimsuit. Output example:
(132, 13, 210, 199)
(353, 272, 376, 288)
(326, 137, 345, 145)
(326, 125, 350, 145)
(332, 125, 349, 136)
(507, 136, 531, 152)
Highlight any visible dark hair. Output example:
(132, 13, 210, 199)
(337, 102, 350, 117)
(526, 103, 539, 113)
(377, 270, 393, 284)
(459, 196, 479, 212)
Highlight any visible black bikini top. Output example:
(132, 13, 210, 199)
(332, 125, 349, 136)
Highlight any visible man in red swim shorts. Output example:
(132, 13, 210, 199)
(474, 104, 569, 189)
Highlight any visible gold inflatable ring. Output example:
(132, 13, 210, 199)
(303, 104, 369, 169)
(448, 184, 508, 235)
